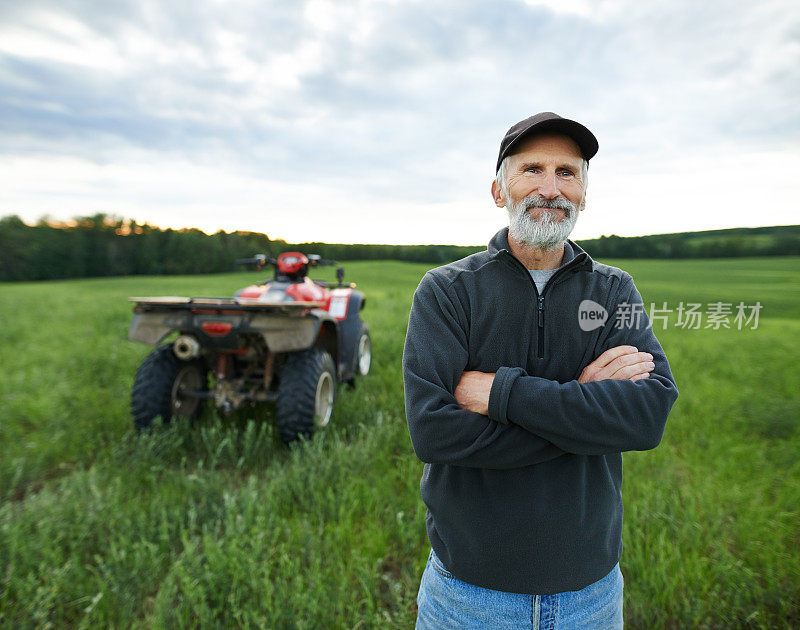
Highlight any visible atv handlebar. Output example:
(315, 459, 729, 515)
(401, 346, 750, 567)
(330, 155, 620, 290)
(236, 254, 338, 269)
(236, 254, 275, 270)
(237, 253, 347, 286)
(306, 255, 337, 267)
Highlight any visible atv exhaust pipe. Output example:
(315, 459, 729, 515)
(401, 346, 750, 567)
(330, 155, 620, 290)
(173, 335, 201, 361)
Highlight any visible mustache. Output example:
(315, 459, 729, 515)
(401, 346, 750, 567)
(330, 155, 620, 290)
(521, 195, 576, 215)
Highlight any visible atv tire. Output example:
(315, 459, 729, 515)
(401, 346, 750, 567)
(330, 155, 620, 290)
(131, 344, 206, 430)
(355, 322, 371, 377)
(276, 348, 336, 445)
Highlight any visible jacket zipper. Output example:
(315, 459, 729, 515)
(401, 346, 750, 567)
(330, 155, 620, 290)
(537, 295, 545, 358)
(501, 250, 587, 359)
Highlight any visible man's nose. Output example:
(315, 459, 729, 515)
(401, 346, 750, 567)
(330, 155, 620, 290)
(538, 172, 560, 198)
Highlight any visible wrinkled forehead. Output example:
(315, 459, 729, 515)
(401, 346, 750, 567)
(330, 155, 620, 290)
(507, 132, 585, 167)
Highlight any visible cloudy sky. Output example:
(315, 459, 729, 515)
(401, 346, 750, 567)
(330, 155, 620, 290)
(1, 0, 798, 245)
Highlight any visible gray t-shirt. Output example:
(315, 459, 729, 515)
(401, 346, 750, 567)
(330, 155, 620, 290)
(528, 268, 558, 293)
(527, 246, 573, 293)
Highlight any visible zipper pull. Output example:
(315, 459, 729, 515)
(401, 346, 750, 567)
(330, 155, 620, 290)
(537, 295, 544, 328)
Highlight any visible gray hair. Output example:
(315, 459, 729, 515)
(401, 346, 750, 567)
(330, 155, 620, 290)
(495, 155, 588, 200)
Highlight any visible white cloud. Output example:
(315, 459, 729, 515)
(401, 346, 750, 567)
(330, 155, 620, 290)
(0, 10, 128, 71)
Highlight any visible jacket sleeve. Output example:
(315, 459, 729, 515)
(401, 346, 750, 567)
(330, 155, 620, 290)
(488, 273, 679, 456)
(403, 272, 565, 469)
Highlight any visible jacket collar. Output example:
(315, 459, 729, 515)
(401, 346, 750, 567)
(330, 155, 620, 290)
(487, 226, 592, 271)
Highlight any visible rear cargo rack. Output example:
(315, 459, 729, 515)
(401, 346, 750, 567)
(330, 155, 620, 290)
(129, 297, 326, 312)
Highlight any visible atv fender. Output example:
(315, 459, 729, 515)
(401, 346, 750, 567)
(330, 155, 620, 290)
(250, 311, 327, 352)
(129, 310, 186, 346)
(335, 291, 366, 382)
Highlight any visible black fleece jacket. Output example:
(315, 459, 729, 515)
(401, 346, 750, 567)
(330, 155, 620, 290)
(402, 227, 679, 594)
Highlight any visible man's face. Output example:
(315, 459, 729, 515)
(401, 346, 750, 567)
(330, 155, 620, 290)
(493, 133, 587, 250)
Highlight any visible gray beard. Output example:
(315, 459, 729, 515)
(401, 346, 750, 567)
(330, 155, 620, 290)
(506, 194, 580, 251)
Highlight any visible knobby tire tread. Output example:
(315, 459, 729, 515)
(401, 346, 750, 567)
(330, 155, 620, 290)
(276, 348, 335, 445)
(131, 345, 181, 430)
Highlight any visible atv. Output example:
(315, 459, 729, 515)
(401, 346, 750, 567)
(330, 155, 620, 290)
(127, 252, 371, 444)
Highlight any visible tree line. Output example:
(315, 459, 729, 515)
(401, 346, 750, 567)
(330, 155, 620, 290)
(580, 225, 800, 259)
(1, 214, 798, 282)
(0, 214, 482, 281)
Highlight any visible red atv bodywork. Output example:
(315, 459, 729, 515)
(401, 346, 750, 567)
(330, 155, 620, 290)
(236, 279, 352, 321)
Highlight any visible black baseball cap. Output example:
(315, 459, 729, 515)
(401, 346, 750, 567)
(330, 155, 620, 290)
(496, 112, 598, 173)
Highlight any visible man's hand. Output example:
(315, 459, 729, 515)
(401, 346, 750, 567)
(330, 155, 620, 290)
(455, 371, 495, 415)
(578, 345, 654, 383)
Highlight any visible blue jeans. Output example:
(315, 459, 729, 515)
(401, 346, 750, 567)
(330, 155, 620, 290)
(416, 548, 624, 629)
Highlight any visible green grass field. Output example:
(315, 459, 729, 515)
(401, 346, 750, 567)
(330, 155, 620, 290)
(1, 257, 799, 628)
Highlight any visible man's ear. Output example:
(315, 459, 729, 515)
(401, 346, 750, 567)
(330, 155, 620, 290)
(491, 179, 506, 208)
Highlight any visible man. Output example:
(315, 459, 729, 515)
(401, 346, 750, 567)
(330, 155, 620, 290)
(402, 112, 679, 628)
